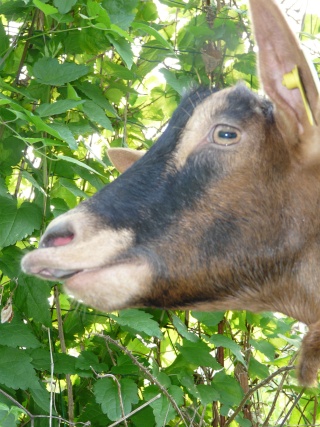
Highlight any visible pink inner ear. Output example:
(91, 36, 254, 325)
(53, 235, 74, 247)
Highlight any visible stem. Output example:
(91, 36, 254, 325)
(97, 334, 191, 426)
(54, 286, 74, 423)
(224, 365, 295, 426)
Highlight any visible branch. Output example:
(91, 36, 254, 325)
(97, 334, 191, 426)
(224, 365, 295, 426)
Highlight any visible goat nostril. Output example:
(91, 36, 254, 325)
(52, 235, 74, 247)
(41, 233, 74, 248)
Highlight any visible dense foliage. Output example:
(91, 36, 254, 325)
(0, 0, 319, 426)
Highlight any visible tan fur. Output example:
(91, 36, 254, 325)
(108, 147, 146, 173)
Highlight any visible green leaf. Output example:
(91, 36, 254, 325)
(36, 99, 84, 117)
(30, 382, 51, 413)
(106, 35, 133, 69)
(160, 69, 186, 95)
(111, 355, 139, 375)
(110, 309, 162, 338)
(248, 357, 270, 380)
(58, 178, 88, 199)
(33, 0, 58, 15)
(76, 82, 118, 116)
(210, 334, 246, 365)
(49, 122, 78, 150)
(0, 346, 39, 390)
(132, 22, 174, 52)
(250, 338, 275, 361)
(177, 340, 222, 369)
(145, 385, 183, 427)
(33, 58, 89, 86)
(53, 353, 77, 374)
(94, 377, 138, 421)
(15, 276, 52, 327)
(56, 155, 103, 176)
(172, 314, 199, 342)
(197, 384, 220, 405)
(83, 100, 113, 130)
(53, 0, 77, 14)
(0, 318, 41, 348)
(0, 403, 24, 427)
(87, 0, 111, 27)
(21, 171, 46, 196)
(192, 311, 225, 327)
(211, 371, 244, 406)
(0, 198, 42, 249)
(102, 0, 138, 30)
(0, 246, 23, 278)
(0, 20, 9, 57)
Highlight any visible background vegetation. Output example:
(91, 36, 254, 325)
(0, 0, 319, 425)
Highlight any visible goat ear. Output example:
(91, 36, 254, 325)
(249, 0, 320, 155)
(107, 148, 146, 173)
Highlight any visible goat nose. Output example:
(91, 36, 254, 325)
(40, 222, 75, 248)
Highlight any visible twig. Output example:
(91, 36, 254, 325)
(107, 393, 161, 427)
(91, 371, 128, 427)
(97, 334, 191, 426)
(262, 353, 298, 426)
(224, 365, 295, 426)
(47, 327, 54, 427)
(279, 389, 305, 427)
(54, 286, 74, 423)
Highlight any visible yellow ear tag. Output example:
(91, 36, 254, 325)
(282, 65, 314, 126)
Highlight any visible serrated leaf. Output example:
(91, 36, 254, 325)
(132, 22, 173, 52)
(0, 346, 39, 390)
(15, 276, 51, 327)
(210, 334, 246, 365)
(21, 171, 46, 196)
(0, 198, 42, 249)
(30, 383, 51, 413)
(172, 314, 199, 342)
(248, 357, 270, 380)
(0, 246, 23, 278)
(83, 100, 113, 130)
(53, 353, 77, 374)
(53, 0, 77, 14)
(76, 82, 118, 116)
(177, 340, 222, 369)
(102, 0, 137, 30)
(33, 58, 89, 86)
(87, 0, 110, 27)
(94, 377, 138, 421)
(111, 355, 139, 375)
(106, 35, 133, 69)
(197, 384, 220, 405)
(0, 318, 41, 348)
(110, 309, 162, 338)
(36, 99, 84, 117)
(160, 69, 185, 95)
(56, 155, 103, 176)
(211, 372, 244, 406)
(49, 122, 78, 150)
(250, 338, 275, 361)
(58, 178, 88, 198)
(192, 311, 225, 327)
(146, 385, 183, 427)
(76, 350, 102, 374)
(33, 0, 58, 15)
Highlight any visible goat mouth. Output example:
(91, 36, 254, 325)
(37, 268, 83, 280)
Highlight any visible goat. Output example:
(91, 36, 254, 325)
(22, 0, 320, 386)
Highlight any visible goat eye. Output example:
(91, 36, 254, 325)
(210, 125, 241, 146)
